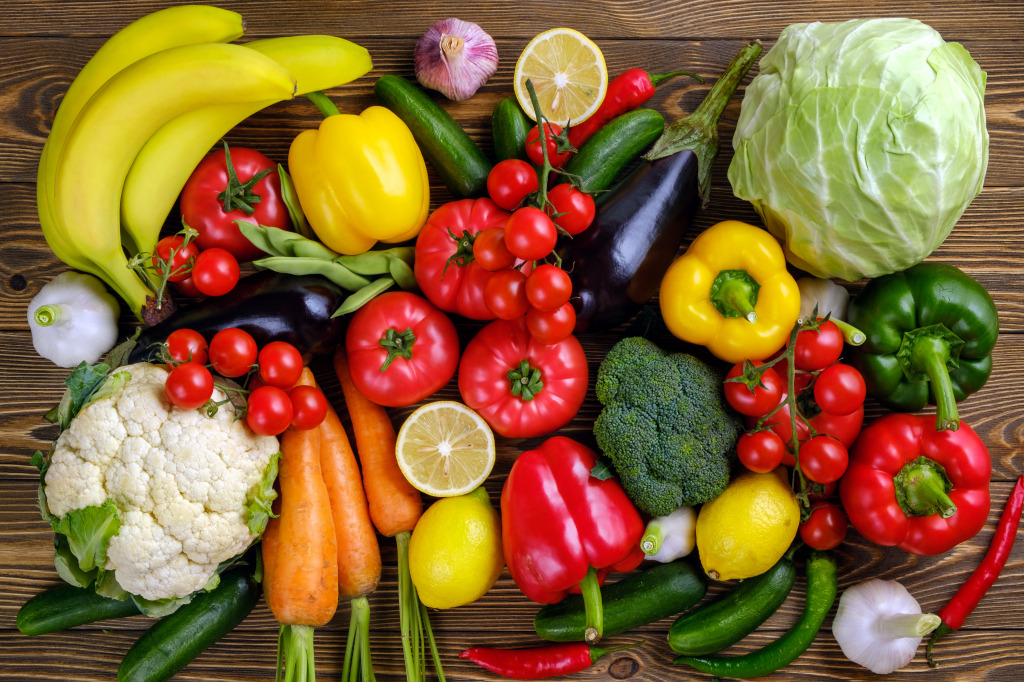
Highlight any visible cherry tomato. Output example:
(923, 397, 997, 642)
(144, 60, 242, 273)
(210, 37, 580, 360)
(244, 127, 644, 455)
(793, 319, 844, 371)
(526, 302, 576, 345)
(724, 361, 785, 417)
(171, 276, 202, 298)
(289, 385, 328, 430)
(208, 328, 258, 378)
(799, 502, 848, 550)
(191, 248, 240, 297)
(504, 207, 558, 261)
(484, 268, 529, 320)
(487, 159, 539, 210)
(800, 435, 849, 484)
(258, 341, 304, 389)
(164, 362, 214, 410)
(525, 122, 572, 168)
(736, 430, 786, 473)
(246, 385, 293, 436)
(152, 236, 199, 283)
(165, 329, 208, 365)
(814, 363, 866, 415)
(525, 264, 572, 312)
(546, 184, 596, 235)
(472, 228, 516, 272)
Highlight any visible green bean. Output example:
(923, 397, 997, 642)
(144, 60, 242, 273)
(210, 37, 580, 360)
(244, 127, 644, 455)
(334, 277, 396, 317)
(338, 250, 392, 276)
(276, 164, 315, 240)
(389, 256, 417, 291)
(253, 256, 371, 291)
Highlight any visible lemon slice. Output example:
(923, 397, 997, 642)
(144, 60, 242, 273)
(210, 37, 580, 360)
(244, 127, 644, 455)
(513, 27, 608, 126)
(396, 401, 496, 497)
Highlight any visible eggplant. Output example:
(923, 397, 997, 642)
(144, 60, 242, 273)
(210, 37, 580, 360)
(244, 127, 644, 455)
(129, 271, 346, 363)
(561, 41, 763, 334)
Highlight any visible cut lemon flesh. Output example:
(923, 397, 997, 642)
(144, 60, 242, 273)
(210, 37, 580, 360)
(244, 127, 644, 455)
(396, 401, 496, 497)
(513, 27, 608, 126)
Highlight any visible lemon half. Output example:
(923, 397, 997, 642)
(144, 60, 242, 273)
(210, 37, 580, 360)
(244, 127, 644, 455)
(513, 27, 608, 126)
(396, 401, 496, 497)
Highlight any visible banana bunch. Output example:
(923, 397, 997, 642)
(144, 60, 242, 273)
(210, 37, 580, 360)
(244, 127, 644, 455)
(38, 5, 373, 324)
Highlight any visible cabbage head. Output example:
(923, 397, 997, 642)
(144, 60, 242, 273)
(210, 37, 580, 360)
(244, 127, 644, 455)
(728, 19, 988, 281)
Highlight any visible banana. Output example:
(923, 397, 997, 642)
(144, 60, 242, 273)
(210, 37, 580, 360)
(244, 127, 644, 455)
(37, 5, 245, 277)
(52, 43, 296, 323)
(120, 35, 373, 259)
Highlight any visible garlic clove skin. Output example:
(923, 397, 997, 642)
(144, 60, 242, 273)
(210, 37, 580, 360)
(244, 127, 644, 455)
(415, 18, 498, 101)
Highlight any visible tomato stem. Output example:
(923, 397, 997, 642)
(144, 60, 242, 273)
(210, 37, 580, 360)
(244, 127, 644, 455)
(378, 327, 416, 371)
(217, 141, 276, 216)
(507, 359, 544, 401)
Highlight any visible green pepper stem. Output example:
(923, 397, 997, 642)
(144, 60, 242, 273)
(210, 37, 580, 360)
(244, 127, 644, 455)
(719, 279, 757, 322)
(589, 641, 643, 665)
(306, 90, 341, 118)
(580, 566, 604, 645)
(648, 70, 703, 88)
(895, 457, 957, 519)
(925, 622, 954, 667)
(832, 318, 866, 346)
(911, 335, 960, 431)
(33, 304, 61, 327)
(878, 613, 941, 639)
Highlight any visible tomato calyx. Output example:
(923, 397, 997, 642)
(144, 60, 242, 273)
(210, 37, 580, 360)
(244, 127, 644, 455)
(443, 227, 477, 277)
(507, 359, 544, 401)
(216, 141, 277, 215)
(378, 327, 416, 371)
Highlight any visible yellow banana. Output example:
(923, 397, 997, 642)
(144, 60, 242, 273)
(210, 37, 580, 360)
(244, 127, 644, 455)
(37, 5, 245, 276)
(52, 43, 296, 323)
(120, 35, 373, 257)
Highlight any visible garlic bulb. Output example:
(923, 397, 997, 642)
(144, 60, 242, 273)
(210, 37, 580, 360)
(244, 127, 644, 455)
(27, 271, 120, 367)
(415, 18, 498, 101)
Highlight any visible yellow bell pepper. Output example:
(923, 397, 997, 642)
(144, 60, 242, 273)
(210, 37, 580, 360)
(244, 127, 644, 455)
(660, 220, 800, 363)
(288, 102, 429, 255)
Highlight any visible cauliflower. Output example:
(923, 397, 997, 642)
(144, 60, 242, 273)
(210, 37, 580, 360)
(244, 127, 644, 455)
(41, 362, 279, 608)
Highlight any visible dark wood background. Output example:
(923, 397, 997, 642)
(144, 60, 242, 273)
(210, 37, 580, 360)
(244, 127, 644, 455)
(1, 1, 1022, 680)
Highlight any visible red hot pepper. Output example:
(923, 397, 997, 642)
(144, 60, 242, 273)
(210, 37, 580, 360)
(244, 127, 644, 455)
(459, 642, 635, 680)
(567, 69, 701, 150)
(501, 436, 645, 643)
(839, 413, 991, 555)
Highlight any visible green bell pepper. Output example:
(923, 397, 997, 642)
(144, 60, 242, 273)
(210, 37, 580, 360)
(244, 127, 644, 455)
(846, 263, 998, 431)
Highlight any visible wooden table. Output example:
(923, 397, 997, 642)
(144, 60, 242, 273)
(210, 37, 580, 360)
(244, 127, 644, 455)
(2, 1, 1022, 680)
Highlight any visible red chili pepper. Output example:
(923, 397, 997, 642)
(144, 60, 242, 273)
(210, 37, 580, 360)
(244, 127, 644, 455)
(926, 475, 1024, 666)
(567, 69, 701, 149)
(459, 642, 636, 679)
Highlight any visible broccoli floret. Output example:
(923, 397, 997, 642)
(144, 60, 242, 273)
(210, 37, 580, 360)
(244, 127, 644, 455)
(593, 337, 742, 516)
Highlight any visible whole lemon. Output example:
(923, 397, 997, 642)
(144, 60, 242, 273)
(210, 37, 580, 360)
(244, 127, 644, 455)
(409, 487, 504, 609)
(696, 470, 800, 580)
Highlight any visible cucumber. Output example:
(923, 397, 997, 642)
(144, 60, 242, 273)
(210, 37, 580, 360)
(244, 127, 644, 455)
(491, 96, 532, 162)
(562, 109, 665, 195)
(17, 583, 142, 636)
(374, 74, 491, 198)
(668, 547, 798, 656)
(534, 559, 707, 642)
(118, 570, 260, 682)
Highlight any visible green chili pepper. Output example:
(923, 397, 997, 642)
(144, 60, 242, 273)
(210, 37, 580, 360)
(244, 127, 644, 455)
(673, 550, 837, 678)
(846, 263, 998, 431)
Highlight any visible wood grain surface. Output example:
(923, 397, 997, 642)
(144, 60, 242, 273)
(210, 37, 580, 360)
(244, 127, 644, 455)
(1, 1, 1022, 680)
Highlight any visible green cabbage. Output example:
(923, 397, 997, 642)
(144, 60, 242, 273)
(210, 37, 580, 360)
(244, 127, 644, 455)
(728, 19, 988, 281)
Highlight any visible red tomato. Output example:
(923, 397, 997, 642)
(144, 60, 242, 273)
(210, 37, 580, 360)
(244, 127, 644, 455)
(526, 302, 577, 345)
(246, 385, 293, 436)
(171, 276, 203, 298)
(525, 264, 572, 313)
(208, 328, 258, 378)
(166, 329, 208, 365)
(526, 123, 572, 168)
(152, 235, 199, 283)
(414, 198, 532, 320)
(484, 268, 529, 320)
(346, 292, 460, 408)
(164, 362, 214, 410)
(289, 385, 328, 430)
(724, 361, 785, 417)
(546, 184, 596, 235)
(814, 363, 866, 415)
(799, 435, 849, 484)
(504, 207, 558, 261)
(191, 248, 239, 297)
(180, 144, 291, 262)
(793, 319, 844, 371)
(487, 159, 539, 210)
(472, 228, 515, 272)
(258, 341, 304, 389)
(459, 317, 588, 438)
(757, 391, 864, 450)
(800, 502, 848, 550)
(737, 430, 786, 473)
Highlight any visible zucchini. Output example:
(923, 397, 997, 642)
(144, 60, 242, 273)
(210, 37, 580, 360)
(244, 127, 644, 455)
(668, 546, 798, 656)
(534, 559, 706, 642)
(562, 109, 665, 195)
(17, 583, 141, 636)
(118, 570, 260, 682)
(491, 96, 531, 162)
(374, 74, 491, 198)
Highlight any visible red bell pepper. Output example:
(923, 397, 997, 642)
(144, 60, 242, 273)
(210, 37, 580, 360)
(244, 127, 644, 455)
(839, 413, 991, 555)
(501, 437, 645, 643)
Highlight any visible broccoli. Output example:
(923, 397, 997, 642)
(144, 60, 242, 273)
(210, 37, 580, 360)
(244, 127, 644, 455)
(593, 336, 742, 517)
